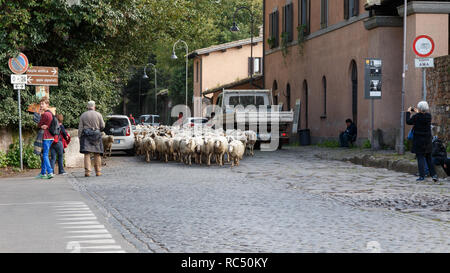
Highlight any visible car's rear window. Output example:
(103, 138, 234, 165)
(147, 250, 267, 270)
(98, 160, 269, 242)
(105, 118, 129, 136)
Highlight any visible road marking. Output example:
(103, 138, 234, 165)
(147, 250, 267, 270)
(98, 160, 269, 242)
(55, 208, 91, 211)
(67, 229, 109, 234)
(72, 239, 116, 244)
(65, 234, 113, 239)
(56, 213, 96, 217)
(59, 217, 98, 221)
(87, 250, 127, 253)
(0, 201, 84, 206)
(78, 245, 122, 250)
(62, 225, 105, 229)
(58, 221, 100, 225)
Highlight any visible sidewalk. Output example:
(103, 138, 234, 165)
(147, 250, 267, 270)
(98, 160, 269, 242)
(0, 174, 137, 253)
(285, 146, 448, 179)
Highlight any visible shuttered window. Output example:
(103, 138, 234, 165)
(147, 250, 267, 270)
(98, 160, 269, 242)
(282, 3, 294, 42)
(269, 10, 280, 48)
(299, 0, 310, 35)
(345, 0, 359, 20)
(248, 57, 262, 76)
(320, 0, 328, 29)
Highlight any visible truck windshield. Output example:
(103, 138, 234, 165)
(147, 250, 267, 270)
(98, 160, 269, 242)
(227, 95, 266, 107)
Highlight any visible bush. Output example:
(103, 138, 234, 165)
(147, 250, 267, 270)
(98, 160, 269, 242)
(0, 151, 7, 168)
(6, 141, 41, 169)
(363, 140, 372, 149)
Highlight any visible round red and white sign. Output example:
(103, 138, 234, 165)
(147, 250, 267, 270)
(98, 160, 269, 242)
(413, 35, 434, 57)
(8, 52, 29, 74)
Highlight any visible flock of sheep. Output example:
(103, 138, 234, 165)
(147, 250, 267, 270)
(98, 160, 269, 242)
(132, 125, 257, 167)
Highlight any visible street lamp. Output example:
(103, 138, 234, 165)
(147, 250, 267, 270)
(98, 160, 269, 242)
(171, 39, 189, 115)
(143, 63, 158, 114)
(231, 6, 254, 86)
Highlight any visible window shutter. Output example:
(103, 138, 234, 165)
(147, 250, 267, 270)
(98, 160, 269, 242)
(288, 4, 293, 41)
(248, 57, 253, 76)
(282, 6, 286, 35)
(275, 11, 279, 47)
(353, 0, 360, 16)
(344, 0, 349, 20)
(306, 0, 310, 34)
(259, 58, 262, 74)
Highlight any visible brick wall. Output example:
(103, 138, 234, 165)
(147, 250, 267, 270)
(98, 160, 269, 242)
(426, 55, 450, 143)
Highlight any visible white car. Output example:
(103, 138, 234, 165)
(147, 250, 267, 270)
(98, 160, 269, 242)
(105, 115, 135, 155)
(182, 117, 211, 128)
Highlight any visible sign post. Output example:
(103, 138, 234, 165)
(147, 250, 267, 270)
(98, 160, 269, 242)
(413, 35, 434, 101)
(9, 53, 29, 171)
(364, 58, 383, 150)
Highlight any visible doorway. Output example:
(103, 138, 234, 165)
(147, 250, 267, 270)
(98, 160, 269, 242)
(351, 60, 358, 126)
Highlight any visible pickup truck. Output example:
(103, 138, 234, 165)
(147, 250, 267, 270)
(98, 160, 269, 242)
(216, 89, 294, 149)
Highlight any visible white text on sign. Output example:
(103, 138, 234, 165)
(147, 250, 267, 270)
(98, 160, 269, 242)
(11, 74, 27, 84)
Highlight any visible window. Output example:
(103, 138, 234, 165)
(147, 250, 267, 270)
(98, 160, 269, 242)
(344, 0, 359, 20)
(320, 0, 328, 29)
(299, 0, 310, 35)
(282, 3, 294, 42)
(322, 76, 327, 117)
(269, 10, 280, 48)
(196, 61, 199, 82)
(248, 57, 262, 76)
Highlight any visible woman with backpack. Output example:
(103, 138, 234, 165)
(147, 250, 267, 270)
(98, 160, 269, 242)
(36, 97, 55, 179)
(50, 114, 70, 175)
(406, 101, 438, 182)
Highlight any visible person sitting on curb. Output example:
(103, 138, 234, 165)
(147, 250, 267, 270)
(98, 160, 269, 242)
(339, 119, 357, 147)
(430, 135, 449, 177)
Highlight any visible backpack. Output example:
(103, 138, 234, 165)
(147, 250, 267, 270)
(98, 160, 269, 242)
(47, 111, 61, 136)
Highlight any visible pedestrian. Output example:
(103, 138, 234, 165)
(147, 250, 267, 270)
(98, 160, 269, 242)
(339, 119, 357, 147)
(431, 133, 450, 177)
(50, 114, 69, 175)
(79, 101, 105, 177)
(129, 114, 136, 125)
(36, 97, 55, 179)
(406, 101, 438, 182)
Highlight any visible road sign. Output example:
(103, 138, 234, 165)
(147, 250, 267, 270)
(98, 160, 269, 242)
(415, 58, 434, 68)
(13, 84, 26, 90)
(413, 35, 434, 57)
(26, 75, 58, 86)
(364, 58, 382, 99)
(11, 74, 27, 84)
(36, 86, 50, 99)
(8, 53, 29, 74)
(26, 66, 58, 77)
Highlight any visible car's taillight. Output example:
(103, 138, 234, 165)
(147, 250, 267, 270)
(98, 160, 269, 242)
(281, 132, 287, 137)
(126, 126, 131, 136)
(190, 123, 194, 127)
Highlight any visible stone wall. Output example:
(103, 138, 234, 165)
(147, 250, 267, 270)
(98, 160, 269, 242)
(426, 55, 450, 143)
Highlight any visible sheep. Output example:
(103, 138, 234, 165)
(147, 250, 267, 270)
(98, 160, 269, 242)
(179, 138, 196, 165)
(102, 133, 114, 158)
(193, 136, 205, 165)
(155, 136, 168, 162)
(245, 130, 257, 156)
(142, 137, 156, 163)
(228, 140, 245, 167)
(201, 137, 215, 166)
(214, 136, 228, 166)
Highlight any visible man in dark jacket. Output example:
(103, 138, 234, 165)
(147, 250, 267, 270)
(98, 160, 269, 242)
(406, 102, 438, 182)
(431, 136, 450, 176)
(339, 119, 357, 147)
(79, 101, 105, 177)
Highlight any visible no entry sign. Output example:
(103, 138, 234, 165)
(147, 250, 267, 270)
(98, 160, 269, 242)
(8, 53, 29, 74)
(413, 35, 434, 57)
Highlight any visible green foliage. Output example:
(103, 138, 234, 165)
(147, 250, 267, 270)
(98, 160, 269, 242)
(404, 139, 411, 152)
(296, 24, 306, 56)
(317, 140, 340, 148)
(0, 150, 7, 168)
(363, 139, 372, 149)
(267, 37, 276, 49)
(6, 141, 40, 169)
(281, 32, 289, 58)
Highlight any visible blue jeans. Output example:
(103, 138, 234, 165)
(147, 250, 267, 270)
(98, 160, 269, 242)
(50, 141, 65, 174)
(41, 140, 54, 175)
(417, 153, 436, 178)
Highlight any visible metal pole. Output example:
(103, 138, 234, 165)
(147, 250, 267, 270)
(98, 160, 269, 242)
(17, 89, 23, 171)
(138, 77, 141, 115)
(155, 68, 157, 114)
(422, 68, 426, 101)
(185, 45, 188, 116)
(398, 0, 407, 155)
(371, 99, 374, 150)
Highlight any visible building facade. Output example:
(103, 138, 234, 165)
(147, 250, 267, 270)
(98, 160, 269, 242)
(190, 37, 263, 117)
(263, 0, 449, 147)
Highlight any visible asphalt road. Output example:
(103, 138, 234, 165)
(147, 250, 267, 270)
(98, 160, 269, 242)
(68, 147, 450, 253)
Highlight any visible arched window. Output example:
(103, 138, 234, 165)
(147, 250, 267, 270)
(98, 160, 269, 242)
(350, 60, 358, 126)
(322, 76, 327, 117)
(303, 80, 308, 129)
(273, 80, 278, 106)
(285, 83, 291, 111)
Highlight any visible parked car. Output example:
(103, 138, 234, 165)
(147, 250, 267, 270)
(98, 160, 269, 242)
(182, 117, 210, 128)
(139, 114, 160, 126)
(104, 115, 135, 155)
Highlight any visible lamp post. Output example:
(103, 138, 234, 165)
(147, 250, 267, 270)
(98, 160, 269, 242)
(171, 39, 189, 115)
(231, 6, 254, 86)
(143, 63, 158, 114)
(398, 0, 407, 155)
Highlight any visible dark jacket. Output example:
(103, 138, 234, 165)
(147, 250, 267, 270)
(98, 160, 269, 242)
(345, 123, 357, 141)
(432, 137, 447, 160)
(80, 128, 104, 154)
(406, 112, 432, 154)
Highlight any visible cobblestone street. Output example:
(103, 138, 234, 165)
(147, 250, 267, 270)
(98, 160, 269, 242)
(70, 147, 450, 253)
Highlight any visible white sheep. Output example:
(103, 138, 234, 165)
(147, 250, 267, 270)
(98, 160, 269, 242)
(228, 140, 245, 167)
